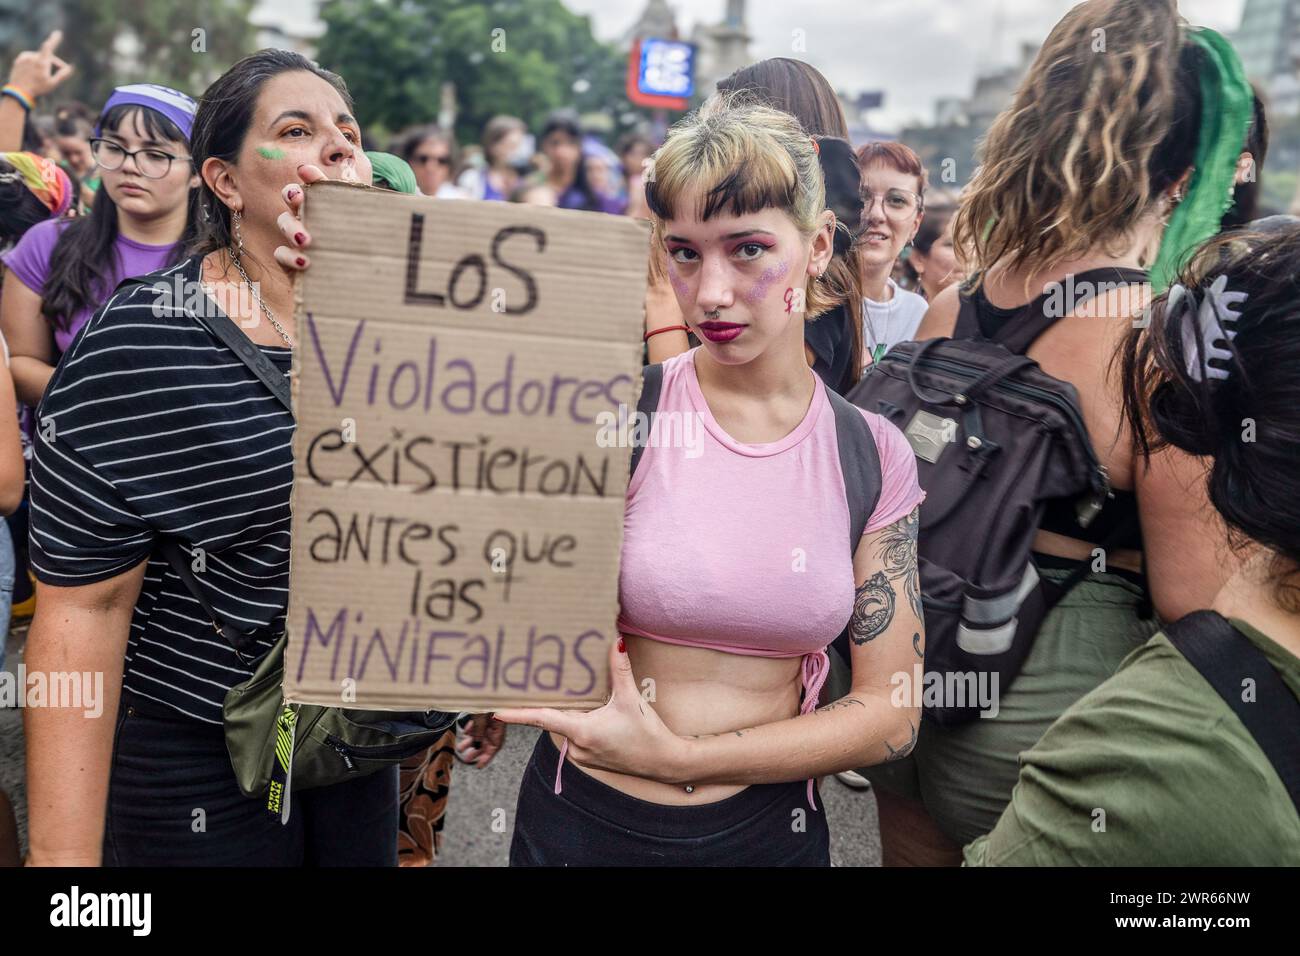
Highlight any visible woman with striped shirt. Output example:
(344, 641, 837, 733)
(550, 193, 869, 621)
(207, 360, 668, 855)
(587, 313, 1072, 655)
(23, 50, 388, 867)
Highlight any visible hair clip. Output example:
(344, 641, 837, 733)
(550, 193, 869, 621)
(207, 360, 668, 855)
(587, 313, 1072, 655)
(1179, 274, 1246, 383)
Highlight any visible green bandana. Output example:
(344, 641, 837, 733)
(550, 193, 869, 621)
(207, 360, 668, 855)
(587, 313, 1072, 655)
(1150, 27, 1254, 294)
(366, 151, 420, 195)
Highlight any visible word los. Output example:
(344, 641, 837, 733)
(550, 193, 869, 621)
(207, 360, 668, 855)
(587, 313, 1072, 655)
(305, 318, 630, 423)
(297, 606, 607, 697)
(0, 666, 103, 717)
(405, 215, 543, 314)
(306, 429, 612, 497)
(50, 886, 151, 936)
(889, 665, 1000, 718)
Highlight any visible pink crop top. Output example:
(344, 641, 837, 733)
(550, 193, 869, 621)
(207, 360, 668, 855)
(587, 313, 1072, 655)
(554, 348, 925, 808)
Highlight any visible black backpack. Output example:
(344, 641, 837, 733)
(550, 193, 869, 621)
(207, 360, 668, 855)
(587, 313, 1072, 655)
(633, 363, 881, 650)
(1165, 611, 1300, 817)
(846, 269, 1146, 725)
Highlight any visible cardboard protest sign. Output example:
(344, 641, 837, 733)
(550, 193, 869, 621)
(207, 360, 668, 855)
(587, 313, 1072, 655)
(284, 181, 647, 711)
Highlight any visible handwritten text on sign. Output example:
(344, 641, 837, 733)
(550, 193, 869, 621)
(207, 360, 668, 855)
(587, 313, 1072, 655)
(285, 183, 647, 711)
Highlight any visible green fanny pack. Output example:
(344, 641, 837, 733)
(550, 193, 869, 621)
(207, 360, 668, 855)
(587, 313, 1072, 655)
(220, 630, 458, 823)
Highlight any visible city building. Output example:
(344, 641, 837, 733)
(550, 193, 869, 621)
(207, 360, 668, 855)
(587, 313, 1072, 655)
(1235, 0, 1300, 116)
(690, 0, 752, 95)
(252, 0, 324, 58)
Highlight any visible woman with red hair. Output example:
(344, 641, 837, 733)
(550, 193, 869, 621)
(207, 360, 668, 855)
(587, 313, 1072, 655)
(856, 142, 930, 367)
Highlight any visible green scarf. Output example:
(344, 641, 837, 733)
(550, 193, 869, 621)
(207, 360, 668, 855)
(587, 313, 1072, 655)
(1149, 27, 1254, 294)
(366, 151, 420, 195)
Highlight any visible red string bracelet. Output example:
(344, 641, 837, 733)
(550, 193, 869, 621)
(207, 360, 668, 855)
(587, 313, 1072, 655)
(643, 324, 690, 342)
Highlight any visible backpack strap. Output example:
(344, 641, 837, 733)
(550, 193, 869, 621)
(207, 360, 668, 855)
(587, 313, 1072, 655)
(995, 267, 1150, 355)
(157, 539, 264, 663)
(826, 385, 882, 545)
(952, 284, 982, 341)
(629, 362, 664, 478)
(1165, 610, 1300, 817)
(117, 272, 291, 661)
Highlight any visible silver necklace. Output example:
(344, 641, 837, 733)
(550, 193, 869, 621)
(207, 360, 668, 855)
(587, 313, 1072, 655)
(230, 249, 293, 347)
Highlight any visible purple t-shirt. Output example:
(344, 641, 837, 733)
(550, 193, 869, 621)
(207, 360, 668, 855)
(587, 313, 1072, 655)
(557, 185, 626, 215)
(1, 218, 179, 354)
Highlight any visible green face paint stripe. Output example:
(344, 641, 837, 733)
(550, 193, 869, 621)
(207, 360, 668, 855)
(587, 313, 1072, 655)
(257, 146, 286, 160)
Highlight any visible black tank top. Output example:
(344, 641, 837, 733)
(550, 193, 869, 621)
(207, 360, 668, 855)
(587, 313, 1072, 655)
(959, 267, 1146, 556)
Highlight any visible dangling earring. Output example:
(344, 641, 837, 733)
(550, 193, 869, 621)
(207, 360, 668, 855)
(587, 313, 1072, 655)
(231, 209, 245, 263)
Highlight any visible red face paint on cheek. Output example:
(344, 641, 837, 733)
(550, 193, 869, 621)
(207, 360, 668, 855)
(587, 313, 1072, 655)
(743, 259, 789, 306)
(784, 288, 796, 313)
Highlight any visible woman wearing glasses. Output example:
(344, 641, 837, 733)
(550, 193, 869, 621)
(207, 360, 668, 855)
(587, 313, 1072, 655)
(0, 84, 199, 407)
(855, 142, 929, 368)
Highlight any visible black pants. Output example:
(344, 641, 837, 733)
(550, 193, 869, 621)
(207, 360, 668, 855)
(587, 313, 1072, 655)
(510, 732, 830, 866)
(104, 691, 398, 866)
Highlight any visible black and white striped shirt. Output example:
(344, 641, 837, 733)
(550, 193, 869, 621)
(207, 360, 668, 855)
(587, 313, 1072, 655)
(30, 255, 293, 724)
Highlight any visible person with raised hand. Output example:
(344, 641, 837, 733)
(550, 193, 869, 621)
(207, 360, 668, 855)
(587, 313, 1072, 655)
(0, 31, 75, 153)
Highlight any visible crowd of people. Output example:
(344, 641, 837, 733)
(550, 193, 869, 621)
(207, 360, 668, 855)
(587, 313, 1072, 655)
(0, 0, 1296, 869)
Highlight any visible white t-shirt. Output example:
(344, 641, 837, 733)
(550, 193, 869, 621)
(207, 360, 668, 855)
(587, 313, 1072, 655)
(862, 278, 929, 366)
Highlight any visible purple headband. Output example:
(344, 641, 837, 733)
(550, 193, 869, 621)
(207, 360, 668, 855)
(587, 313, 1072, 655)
(95, 84, 198, 142)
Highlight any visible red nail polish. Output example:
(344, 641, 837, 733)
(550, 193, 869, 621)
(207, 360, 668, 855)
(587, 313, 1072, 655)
(295, 232, 306, 245)
(617, 637, 626, 653)
(296, 256, 306, 267)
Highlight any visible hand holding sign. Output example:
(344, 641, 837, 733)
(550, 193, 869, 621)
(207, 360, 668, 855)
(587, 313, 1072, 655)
(494, 639, 689, 783)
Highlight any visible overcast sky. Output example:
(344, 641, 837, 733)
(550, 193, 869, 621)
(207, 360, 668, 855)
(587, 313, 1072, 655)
(562, 0, 1246, 130)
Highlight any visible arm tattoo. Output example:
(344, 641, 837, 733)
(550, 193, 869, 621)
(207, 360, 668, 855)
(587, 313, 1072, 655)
(884, 718, 918, 761)
(850, 572, 895, 644)
(815, 696, 867, 715)
(876, 506, 922, 621)
(913, 632, 924, 660)
(850, 507, 922, 645)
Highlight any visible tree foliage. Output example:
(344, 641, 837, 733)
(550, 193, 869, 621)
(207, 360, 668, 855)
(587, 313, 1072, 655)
(317, 0, 636, 145)
(53, 0, 257, 108)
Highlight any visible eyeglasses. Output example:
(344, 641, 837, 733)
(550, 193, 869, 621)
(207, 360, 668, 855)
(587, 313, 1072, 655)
(414, 154, 452, 168)
(90, 139, 190, 180)
(861, 187, 923, 222)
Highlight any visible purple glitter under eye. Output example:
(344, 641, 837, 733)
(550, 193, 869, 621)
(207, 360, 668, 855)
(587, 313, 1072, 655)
(667, 261, 690, 298)
(743, 259, 789, 305)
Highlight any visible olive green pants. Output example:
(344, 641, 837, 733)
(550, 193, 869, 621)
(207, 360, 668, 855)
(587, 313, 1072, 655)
(834, 568, 1159, 846)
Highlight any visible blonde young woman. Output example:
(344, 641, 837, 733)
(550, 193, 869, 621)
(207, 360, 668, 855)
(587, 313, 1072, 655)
(870, 0, 1255, 865)
(461, 98, 924, 866)
(645, 59, 867, 395)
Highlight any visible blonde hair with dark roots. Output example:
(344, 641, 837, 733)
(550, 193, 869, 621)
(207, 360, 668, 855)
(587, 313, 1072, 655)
(955, 0, 1189, 287)
(645, 94, 841, 320)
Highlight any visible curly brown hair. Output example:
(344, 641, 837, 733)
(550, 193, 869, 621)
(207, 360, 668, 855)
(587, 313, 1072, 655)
(955, 0, 1202, 290)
